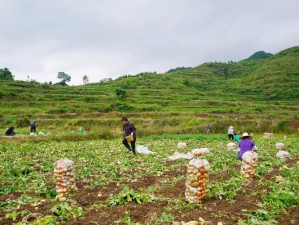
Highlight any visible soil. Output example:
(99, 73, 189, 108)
(277, 204, 299, 225)
(65, 201, 168, 225)
(1, 157, 298, 225)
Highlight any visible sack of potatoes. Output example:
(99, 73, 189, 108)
(240, 151, 258, 178)
(54, 158, 77, 201)
(185, 159, 210, 203)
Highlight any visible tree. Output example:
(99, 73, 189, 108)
(0, 68, 14, 81)
(57, 72, 71, 84)
(224, 67, 228, 80)
(83, 75, 89, 84)
(115, 89, 127, 100)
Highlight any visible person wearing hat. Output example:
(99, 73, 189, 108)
(227, 126, 234, 140)
(121, 117, 137, 155)
(238, 132, 258, 160)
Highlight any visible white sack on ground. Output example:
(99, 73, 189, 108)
(136, 145, 156, 154)
(227, 142, 237, 150)
(275, 143, 285, 150)
(192, 148, 210, 156)
(276, 151, 290, 159)
(177, 142, 187, 149)
(263, 133, 273, 139)
(168, 152, 193, 160)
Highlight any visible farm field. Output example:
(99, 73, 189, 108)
(0, 134, 298, 225)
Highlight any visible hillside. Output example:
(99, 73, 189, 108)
(0, 46, 298, 135)
(244, 50, 273, 61)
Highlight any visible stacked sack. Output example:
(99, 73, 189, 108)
(185, 159, 210, 203)
(54, 158, 77, 201)
(240, 151, 258, 179)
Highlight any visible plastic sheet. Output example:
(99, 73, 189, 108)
(168, 152, 193, 160)
(192, 148, 210, 156)
(136, 145, 156, 154)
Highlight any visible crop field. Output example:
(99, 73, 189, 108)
(0, 134, 298, 225)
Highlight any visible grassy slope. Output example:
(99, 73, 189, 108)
(0, 46, 298, 134)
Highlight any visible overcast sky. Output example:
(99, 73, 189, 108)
(1, 0, 298, 85)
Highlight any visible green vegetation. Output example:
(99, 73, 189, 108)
(0, 134, 298, 224)
(244, 51, 273, 61)
(0, 68, 14, 81)
(108, 186, 154, 206)
(0, 46, 298, 136)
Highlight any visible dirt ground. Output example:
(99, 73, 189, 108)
(1, 157, 298, 225)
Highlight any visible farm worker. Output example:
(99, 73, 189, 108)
(234, 132, 240, 143)
(121, 117, 137, 155)
(206, 123, 211, 134)
(5, 127, 16, 136)
(238, 132, 258, 160)
(30, 121, 36, 133)
(227, 126, 234, 140)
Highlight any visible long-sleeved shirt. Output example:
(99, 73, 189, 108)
(238, 139, 257, 159)
(123, 122, 137, 139)
(228, 128, 234, 135)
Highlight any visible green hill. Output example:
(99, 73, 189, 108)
(244, 50, 273, 61)
(0, 46, 298, 136)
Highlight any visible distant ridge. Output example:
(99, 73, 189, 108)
(244, 50, 273, 61)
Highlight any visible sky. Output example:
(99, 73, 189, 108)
(1, 0, 299, 85)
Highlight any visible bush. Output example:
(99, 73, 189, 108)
(17, 117, 30, 127)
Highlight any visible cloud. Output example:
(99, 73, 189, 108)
(0, 0, 299, 84)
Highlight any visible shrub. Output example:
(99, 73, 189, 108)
(17, 117, 30, 127)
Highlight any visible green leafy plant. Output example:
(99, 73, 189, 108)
(115, 211, 142, 225)
(108, 186, 154, 206)
(50, 202, 83, 221)
(155, 212, 174, 224)
(5, 210, 22, 221)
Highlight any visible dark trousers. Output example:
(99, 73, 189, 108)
(30, 127, 36, 133)
(122, 138, 136, 153)
(228, 134, 234, 140)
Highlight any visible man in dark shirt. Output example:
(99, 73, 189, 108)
(5, 127, 16, 136)
(30, 121, 36, 133)
(121, 117, 137, 155)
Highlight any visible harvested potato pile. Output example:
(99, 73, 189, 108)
(240, 151, 258, 179)
(54, 158, 77, 201)
(185, 159, 210, 203)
